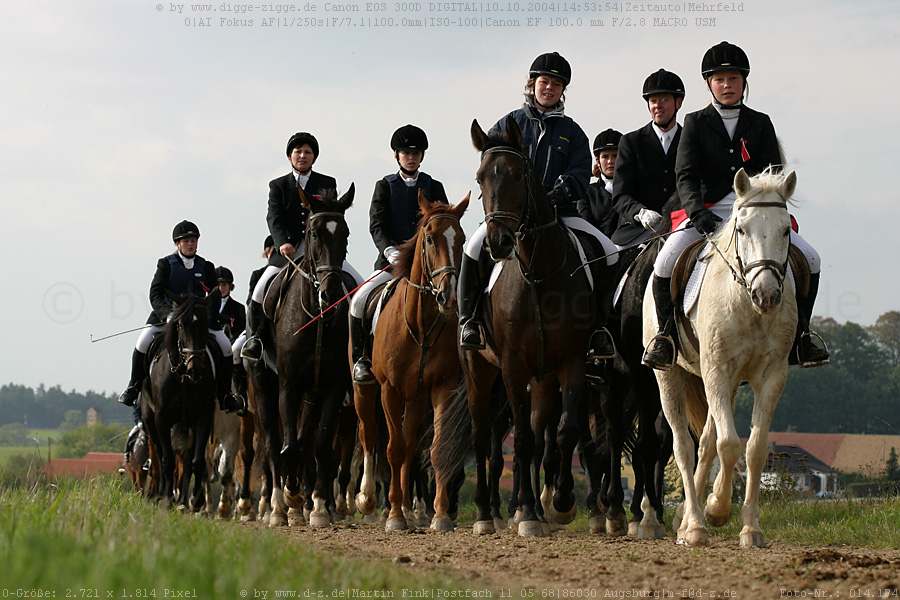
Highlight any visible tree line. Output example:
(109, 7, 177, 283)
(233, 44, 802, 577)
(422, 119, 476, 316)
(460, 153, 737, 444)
(2, 311, 900, 436)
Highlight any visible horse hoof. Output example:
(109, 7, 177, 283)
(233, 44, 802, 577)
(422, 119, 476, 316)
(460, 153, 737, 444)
(473, 520, 496, 535)
(589, 516, 606, 535)
(507, 518, 517, 530)
(628, 521, 640, 536)
(677, 528, 709, 547)
(268, 513, 288, 527)
(288, 508, 306, 527)
(362, 512, 379, 523)
(240, 513, 257, 522)
(704, 509, 730, 528)
(518, 520, 543, 538)
(656, 524, 668, 539)
(237, 498, 252, 515)
(309, 511, 331, 528)
(541, 521, 553, 536)
(740, 530, 767, 549)
(606, 514, 628, 537)
(386, 518, 408, 532)
(493, 518, 505, 532)
(638, 524, 662, 540)
(431, 518, 455, 532)
(355, 493, 376, 516)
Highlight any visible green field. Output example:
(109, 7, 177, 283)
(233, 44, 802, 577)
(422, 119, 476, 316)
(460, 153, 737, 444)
(1, 477, 468, 596)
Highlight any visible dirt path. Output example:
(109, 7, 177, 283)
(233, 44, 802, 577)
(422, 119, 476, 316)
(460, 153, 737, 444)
(239, 518, 900, 599)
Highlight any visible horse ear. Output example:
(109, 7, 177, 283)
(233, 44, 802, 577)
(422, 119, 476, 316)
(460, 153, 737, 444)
(471, 119, 488, 151)
(417, 188, 432, 215)
(734, 168, 752, 197)
(505, 118, 524, 151)
(166, 289, 183, 307)
(338, 182, 355, 210)
(780, 171, 797, 200)
(453, 192, 471, 217)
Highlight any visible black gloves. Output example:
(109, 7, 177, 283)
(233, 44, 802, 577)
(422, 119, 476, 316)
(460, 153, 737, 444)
(690, 208, 723, 235)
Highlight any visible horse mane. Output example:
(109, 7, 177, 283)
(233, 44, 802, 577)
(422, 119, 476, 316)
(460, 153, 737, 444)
(392, 200, 455, 280)
(480, 127, 524, 154)
(712, 167, 796, 246)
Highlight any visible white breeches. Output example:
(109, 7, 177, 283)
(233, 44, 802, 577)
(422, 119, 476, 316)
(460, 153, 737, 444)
(465, 218, 619, 266)
(349, 269, 393, 319)
(135, 324, 232, 357)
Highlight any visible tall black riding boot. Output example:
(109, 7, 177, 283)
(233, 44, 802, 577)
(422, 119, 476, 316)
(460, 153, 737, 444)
(641, 275, 677, 371)
(218, 359, 247, 415)
(118, 348, 147, 406)
(350, 314, 376, 384)
(458, 254, 485, 349)
(588, 266, 617, 361)
(232, 358, 248, 399)
(795, 272, 829, 368)
(240, 299, 265, 362)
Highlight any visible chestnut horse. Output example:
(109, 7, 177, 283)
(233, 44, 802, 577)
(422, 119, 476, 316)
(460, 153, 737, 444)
(461, 119, 623, 537)
(354, 192, 469, 531)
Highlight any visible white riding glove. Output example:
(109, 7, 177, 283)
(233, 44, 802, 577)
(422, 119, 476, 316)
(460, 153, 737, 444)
(635, 208, 663, 231)
(384, 246, 401, 266)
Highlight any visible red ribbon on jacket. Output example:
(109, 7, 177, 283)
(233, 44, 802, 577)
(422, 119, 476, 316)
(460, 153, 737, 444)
(741, 138, 750, 162)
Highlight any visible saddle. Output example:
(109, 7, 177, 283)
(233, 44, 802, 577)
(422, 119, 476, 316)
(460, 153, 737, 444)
(366, 277, 403, 334)
(670, 240, 811, 356)
(145, 329, 222, 378)
(262, 266, 298, 322)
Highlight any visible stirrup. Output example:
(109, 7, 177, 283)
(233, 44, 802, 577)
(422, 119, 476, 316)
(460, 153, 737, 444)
(352, 359, 377, 385)
(240, 338, 262, 363)
(798, 330, 830, 368)
(220, 393, 247, 416)
(587, 329, 616, 361)
(641, 334, 676, 371)
(459, 321, 485, 350)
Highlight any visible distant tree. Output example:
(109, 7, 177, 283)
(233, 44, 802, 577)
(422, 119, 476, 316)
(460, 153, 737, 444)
(55, 424, 130, 458)
(59, 409, 85, 433)
(0, 423, 30, 446)
(870, 311, 900, 368)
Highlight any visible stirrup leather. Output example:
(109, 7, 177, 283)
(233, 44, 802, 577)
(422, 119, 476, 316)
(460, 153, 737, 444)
(641, 333, 676, 371)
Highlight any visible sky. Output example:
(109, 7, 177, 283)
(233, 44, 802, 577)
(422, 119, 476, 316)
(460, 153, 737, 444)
(1, 0, 898, 395)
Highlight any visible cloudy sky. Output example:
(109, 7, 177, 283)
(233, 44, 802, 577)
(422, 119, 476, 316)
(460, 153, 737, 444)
(2, 0, 897, 394)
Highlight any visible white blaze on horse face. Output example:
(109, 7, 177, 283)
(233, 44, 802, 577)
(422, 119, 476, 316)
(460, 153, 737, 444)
(443, 227, 458, 270)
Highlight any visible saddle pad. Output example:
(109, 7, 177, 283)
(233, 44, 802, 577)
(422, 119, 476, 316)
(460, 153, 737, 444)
(262, 266, 295, 321)
(371, 278, 401, 333)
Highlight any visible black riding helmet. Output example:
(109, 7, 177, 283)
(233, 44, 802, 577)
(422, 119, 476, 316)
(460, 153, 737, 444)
(592, 129, 623, 157)
(172, 220, 200, 242)
(390, 124, 429, 152)
(286, 132, 319, 158)
(642, 69, 685, 100)
(215, 266, 234, 284)
(529, 52, 571, 86)
(701, 41, 750, 78)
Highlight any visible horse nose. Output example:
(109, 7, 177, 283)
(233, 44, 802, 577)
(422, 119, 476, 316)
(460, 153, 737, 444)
(487, 234, 515, 261)
(751, 286, 782, 314)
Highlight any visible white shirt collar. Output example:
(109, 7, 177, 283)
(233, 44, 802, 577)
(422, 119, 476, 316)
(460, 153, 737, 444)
(294, 170, 311, 190)
(399, 172, 419, 187)
(178, 250, 195, 269)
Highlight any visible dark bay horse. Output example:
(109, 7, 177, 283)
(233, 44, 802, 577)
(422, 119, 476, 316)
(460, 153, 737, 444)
(354, 192, 469, 532)
(141, 293, 217, 511)
(461, 119, 623, 537)
(249, 185, 356, 527)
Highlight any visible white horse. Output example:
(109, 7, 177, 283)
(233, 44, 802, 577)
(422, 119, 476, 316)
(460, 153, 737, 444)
(644, 168, 799, 548)
(204, 408, 242, 518)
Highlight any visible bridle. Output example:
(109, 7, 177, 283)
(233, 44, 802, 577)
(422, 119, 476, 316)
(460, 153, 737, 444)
(705, 200, 790, 297)
(405, 213, 462, 299)
(298, 210, 349, 319)
(170, 311, 208, 382)
(479, 145, 566, 284)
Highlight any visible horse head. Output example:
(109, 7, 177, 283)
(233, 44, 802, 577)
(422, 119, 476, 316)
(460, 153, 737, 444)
(471, 118, 544, 262)
(414, 190, 469, 314)
(727, 168, 797, 314)
(300, 183, 354, 314)
(164, 291, 211, 383)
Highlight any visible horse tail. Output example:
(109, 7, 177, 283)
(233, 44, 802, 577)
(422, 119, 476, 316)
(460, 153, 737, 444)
(430, 375, 473, 484)
(684, 374, 709, 438)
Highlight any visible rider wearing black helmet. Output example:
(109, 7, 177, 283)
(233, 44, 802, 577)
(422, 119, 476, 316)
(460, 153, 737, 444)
(458, 52, 619, 363)
(349, 124, 449, 384)
(117, 221, 246, 415)
(242, 132, 363, 362)
(642, 42, 828, 371)
(611, 68, 686, 248)
(215, 266, 246, 343)
(577, 128, 623, 238)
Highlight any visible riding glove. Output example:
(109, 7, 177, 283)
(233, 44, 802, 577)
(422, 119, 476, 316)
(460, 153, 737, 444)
(690, 208, 722, 236)
(635, 208, 663, 231)
(384, 246, 401, 266)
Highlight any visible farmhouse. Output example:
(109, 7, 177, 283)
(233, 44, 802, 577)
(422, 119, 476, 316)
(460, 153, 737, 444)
(40, 452, 122, 478)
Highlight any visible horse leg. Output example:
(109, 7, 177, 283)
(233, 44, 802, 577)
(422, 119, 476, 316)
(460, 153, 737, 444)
(353, 382, 379, 516)
(401, 397, 428, 529)
(278, 380, 304, 513)
(740, 373, 788, 548)
(308, 387, 343, 528)
(238, 412, 257, 521)
(659, 369, 707, 546)
(599, 374, 628, 536)
(253, 365, 287, 527)
(381, 383, 410, 531)
(488, 413, 507, 531)
(579, 396, 607, 534)
(552, 368, 583, 527)
(701, 369, 741, 529)
(430, 385, 457, 532)
(190, 410, 214, 513)
(503, 369, 542, 537)
(463, 353, 500, 535)
(635, 385, 667, 539)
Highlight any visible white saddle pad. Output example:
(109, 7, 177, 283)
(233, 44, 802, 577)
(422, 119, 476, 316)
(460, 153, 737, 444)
(485, 227, 594, 295)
